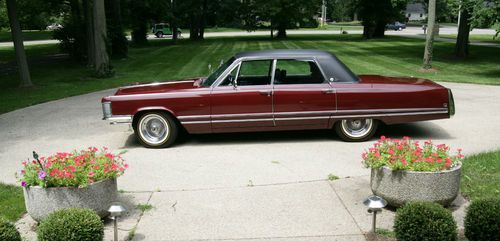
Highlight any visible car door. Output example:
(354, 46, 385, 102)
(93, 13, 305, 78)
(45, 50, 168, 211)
(272, 59, 336, 128)
(210, 59, 274, 130)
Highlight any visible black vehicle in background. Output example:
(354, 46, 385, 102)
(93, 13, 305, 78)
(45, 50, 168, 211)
(385, 22, 406, 31)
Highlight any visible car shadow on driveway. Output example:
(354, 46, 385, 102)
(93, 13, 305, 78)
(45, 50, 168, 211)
(122, 121, 452, 148)
(378, 121, 452, 140)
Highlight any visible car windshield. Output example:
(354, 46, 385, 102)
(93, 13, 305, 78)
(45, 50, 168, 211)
(202, 57, 235, 87)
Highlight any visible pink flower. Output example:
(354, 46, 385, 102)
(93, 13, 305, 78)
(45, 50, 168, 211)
(38, 171, 46, 180)
(21, 181, 27, 187)
(88, 172, 95, 178)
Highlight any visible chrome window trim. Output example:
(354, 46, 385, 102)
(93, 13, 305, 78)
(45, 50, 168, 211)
(272, 57, 328, 85)
(212, 56, 330, 88)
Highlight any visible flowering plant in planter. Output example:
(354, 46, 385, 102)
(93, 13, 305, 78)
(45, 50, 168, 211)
(362, 136, 464, 172)
(17, 147, 128, 188)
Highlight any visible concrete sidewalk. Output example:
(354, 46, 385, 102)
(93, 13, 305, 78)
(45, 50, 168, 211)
(16, 176, 468, 241)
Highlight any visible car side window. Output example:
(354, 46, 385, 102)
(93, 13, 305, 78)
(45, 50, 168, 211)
(237, 60, 272, 86)
(219, 65, 239, 86)
(274, 59, 325, 85)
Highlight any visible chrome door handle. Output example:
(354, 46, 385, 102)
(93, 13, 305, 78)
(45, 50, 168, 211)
(322, 89, 335, 94)
(259, 90, 272, 96)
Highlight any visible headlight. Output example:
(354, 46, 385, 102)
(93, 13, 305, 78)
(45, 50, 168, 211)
(102, 102, 112, 119)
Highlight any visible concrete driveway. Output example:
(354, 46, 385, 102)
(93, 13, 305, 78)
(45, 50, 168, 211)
(3, 82, 500, 240)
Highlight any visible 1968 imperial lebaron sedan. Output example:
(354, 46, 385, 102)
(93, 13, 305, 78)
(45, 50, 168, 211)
(102, 49, 455, 148)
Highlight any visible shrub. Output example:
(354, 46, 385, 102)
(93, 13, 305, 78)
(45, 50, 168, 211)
(37, 208, 104, 241)
(0, 217, 21, 241)
(363, 136, 464, 171)
(394, 201, 457, 241)
(464, 199, 500, 241)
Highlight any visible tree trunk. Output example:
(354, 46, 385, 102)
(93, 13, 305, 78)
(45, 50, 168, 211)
(423, 0, 436, 69)
(171, 0, 177, 44)
(276, 23, 287, 39)
(373, 20, 386, 38)
(92, 0, 112, 77)
(84, 0, 95, 67)
(106, 0, 128, 58)
(199, 0, 207, 40)
(362, 20, 375, 39)
(455, 8, 470, 58)
(189, 11, 199, 40)
(6, 0, 32, 87)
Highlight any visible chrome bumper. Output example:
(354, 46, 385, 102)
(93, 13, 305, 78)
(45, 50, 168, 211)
(102, 101, 132, 124)
(103, 115, 133, 125)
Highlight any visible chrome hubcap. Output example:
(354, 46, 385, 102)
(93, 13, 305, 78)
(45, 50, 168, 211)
(139, 114, 170, 145)
(341, 119, 373, 138)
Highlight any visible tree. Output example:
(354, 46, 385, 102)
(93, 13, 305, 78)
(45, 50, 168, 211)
(5, 0, 32, 87)
(422, 0, 436, 69)
(357, 0, 408, 39)
(176, 0, 208, 40)
(470, 0, 499, 38)
(328, 0, 356, 22)
(455, 1, 472, 57)
(105, 0, 128, 58)
(92, 0, 113, 77)
(0, 1, 11, 30)
(129, 0, 149, 45)
(171, 0, 178, 44)
(241, 0, 321, 39)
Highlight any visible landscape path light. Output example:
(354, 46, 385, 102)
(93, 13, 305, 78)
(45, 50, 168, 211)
(108, 202, 127, 241)
(363, 195, 387, 233)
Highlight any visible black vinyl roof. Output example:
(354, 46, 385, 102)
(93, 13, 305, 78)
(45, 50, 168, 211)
(234, 49, 359, 83)
(235, 49, 333, 58)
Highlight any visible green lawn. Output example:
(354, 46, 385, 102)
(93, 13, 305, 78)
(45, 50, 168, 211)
(439, 34, 500, 43)
(461, 150, 500, 201)
(0, 183, 26, 222)
(1, 34, 499, 114)
(0, 30, 54, 42)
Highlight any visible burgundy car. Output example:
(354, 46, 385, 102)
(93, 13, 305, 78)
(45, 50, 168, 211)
(102, 49, 454, 148)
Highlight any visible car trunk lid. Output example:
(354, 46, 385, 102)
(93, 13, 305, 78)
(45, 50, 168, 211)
(358, 75, 444, 88)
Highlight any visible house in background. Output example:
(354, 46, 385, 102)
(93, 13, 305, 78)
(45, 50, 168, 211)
(405, 3, 426, 21)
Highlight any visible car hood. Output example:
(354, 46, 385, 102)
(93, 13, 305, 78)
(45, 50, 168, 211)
(114, 79, 203, 96)
(358, 75, 444, 88)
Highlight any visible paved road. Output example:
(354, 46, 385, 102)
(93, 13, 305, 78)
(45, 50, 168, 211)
(0, 26, 497, 47)
(3, 82, 500, 240)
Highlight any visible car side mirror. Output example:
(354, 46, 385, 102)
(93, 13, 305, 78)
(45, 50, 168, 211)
(229, 75, 237, 89)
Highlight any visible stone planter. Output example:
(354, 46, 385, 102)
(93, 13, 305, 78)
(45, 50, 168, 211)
(370, 163, 461, 207)
(23, 178, 117, 222)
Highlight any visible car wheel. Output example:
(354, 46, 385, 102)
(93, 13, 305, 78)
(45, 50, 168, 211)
(156, 32, 163, 38)
(398, 27, 402, 31)
(135, 112, 178, 148)
(335, 119, 378, 142)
